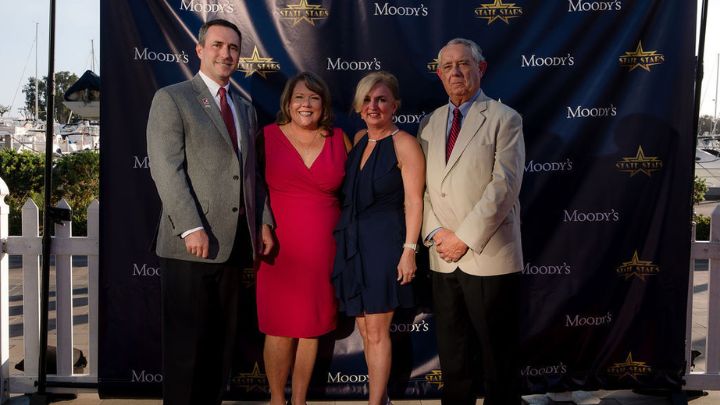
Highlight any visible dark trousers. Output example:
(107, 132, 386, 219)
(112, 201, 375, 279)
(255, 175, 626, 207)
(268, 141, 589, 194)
(160, 220, 252, 405)
(432, 269, 522, 405)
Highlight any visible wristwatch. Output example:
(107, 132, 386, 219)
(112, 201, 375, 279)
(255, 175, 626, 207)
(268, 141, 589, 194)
(403, 243, 418, 253)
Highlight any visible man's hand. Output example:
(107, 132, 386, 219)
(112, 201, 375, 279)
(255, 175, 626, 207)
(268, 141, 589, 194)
(185, 229, 209, 258)
(259, 224, 275, 256)
(434, 228, 468, 263)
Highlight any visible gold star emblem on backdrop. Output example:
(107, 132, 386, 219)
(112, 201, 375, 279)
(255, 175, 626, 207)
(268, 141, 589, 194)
(616, 146, 663, 177)
(609, 353, 651, 381)
(619, 41, 665, 72)
(237, 46, 277, 78)
(280, 0, 328, 26)
(616, 251, 659, 281)
(476, 0, 523, 25)
(232, 362, 268, 392)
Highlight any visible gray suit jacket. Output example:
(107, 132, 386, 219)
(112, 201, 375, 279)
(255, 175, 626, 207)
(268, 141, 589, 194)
(147, 74, 273, 262)
(419, 90, 525, 276)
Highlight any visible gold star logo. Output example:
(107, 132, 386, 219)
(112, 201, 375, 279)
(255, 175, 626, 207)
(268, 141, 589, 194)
(425, 369, 444, 389)
(619, 41, 665, 72)
(231, 362, 269, 393)
(607, 353, 652, 381)
(616, 146, 663, 177)
(475, 0, 523, 25)
(237, 46, 281, 78)
(427, 57, 440, 73)
(277, 0, 329, 26)
(616, 251, 660, 281)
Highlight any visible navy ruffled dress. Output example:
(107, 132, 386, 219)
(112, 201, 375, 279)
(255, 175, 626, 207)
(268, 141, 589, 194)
(332, 133, 414, 316)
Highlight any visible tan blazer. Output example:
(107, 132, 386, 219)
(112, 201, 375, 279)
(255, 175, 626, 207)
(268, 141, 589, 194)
(418, 91, 525, 276)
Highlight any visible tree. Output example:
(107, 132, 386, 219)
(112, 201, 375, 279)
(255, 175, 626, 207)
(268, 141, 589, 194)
(0, 105, 9, 117)
(22, 71, 79, 123)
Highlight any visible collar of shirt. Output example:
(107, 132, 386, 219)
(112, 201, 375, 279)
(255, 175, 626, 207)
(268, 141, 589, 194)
(198, 70, 231, 108)
(197, 71, 242, 153)
(445, 89, 482, 138)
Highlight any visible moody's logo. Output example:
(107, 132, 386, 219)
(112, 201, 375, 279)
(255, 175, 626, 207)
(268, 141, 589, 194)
(619, 41, 665, 72)
(131, 369, 163, 383)
(373, 2, 429, 16)
(179, 0, 234, 13)
(565, 312, 613, 327)
(567, 104, 617, 119)
(475, 0, 522, 25)
(277, 0, 329, 26)
(132, 263, 161, 277)
(133, 155, 150, 169)
(326, 57, 382, 71)
(568, 0, 622, 12)
(521, 362, 567, 377)
(616, 146, 663, 177)
(389, 319, 430, 333)
(133, 47, 189, 64)
(521, 53, 575, 68)
(563, 209, 620, 223)
(522, 262, 572, 276)
(393, 112, 426, 124)
(327, 372, 369, 383)
(525, 159, 573, 173)
(238, 46, 281, 78)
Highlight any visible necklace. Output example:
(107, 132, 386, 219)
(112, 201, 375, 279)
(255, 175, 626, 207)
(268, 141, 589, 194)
(368, 128, 400, 142)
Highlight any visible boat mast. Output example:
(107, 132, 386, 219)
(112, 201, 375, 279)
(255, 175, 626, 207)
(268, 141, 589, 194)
(35, 22, 39, 121)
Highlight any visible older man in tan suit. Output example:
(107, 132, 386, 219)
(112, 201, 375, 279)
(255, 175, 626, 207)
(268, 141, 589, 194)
(418, 38, 525, 405)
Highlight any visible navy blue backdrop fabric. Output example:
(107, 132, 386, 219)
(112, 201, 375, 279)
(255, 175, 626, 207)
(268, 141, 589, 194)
(99, 0, 697, 398)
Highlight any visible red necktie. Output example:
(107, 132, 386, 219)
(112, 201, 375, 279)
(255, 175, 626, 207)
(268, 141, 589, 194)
(218, 87, 239, 156)
(446, 107, 462, 162)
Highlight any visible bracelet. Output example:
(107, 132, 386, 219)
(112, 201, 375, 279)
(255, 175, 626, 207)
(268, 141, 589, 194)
(403, 243, 418, 253)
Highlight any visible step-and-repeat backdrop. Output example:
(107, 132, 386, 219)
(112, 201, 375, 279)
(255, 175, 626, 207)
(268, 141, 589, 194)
(99, 0, 697, 399)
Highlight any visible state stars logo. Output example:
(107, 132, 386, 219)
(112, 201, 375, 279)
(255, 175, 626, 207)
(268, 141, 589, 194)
(277, 0, 329, 26)
(474, 0, 523, 25)
(425, 369, 444, 389)
(607, 353, 652, 381)
(426, 57, 440, 73)
(615, 146, 663, 177)
(231, 362, 269, 393)
(237, 46, 281, 78)
(619, 41, 665, 72)
(616, 251, 660, 281)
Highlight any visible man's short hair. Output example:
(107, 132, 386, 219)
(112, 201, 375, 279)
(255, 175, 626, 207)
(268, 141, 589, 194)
(438, 38, 485, 63)
(198, 19, 242, 45)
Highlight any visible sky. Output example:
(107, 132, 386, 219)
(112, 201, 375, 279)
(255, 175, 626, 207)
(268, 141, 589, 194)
(0, 1, 718, 119)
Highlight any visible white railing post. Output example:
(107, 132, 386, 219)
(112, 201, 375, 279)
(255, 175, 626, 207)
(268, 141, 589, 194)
(0, 177, 10, 401)
(86, 200, 98, 376)
(21, 199, 40, 378)
(707, 204, 720, 374)
(54, 199, 73, 376)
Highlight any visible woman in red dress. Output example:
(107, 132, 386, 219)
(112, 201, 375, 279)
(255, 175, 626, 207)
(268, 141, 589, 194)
(256, 72, 351, 405)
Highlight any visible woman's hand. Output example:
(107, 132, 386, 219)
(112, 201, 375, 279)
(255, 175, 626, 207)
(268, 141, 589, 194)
(397, 248, 417, 285)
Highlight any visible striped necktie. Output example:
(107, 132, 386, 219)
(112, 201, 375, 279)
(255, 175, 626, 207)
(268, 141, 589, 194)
(446, 107, 462, 162)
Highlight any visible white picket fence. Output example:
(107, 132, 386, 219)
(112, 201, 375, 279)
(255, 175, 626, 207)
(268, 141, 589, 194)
(0, 174, 719, 401)
(687, 206, 720, 390)
(0, 177, 98, 401)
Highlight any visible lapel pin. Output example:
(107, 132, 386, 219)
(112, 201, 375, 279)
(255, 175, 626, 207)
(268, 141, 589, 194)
(201, 97, 211, 108)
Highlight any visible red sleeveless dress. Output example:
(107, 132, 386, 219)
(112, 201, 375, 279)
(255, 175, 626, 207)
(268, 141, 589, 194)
(256, 124, 346, 337)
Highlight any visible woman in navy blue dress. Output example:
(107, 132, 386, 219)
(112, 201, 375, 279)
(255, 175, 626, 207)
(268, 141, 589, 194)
(333, 71, 425, 405)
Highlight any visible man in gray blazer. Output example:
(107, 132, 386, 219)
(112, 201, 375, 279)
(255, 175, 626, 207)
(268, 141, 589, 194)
(146, 19, 273, 405)
(418, 38, 525, 405)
